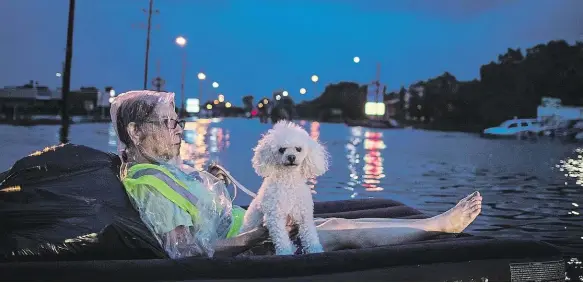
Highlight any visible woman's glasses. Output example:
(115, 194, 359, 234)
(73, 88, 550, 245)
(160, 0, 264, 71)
(145, 118, 186, 129)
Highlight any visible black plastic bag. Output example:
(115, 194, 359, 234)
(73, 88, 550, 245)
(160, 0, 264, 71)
(0, 144, 165, 261)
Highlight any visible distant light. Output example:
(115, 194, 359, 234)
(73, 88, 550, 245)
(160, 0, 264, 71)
(353, 56, 360, 63)
(282, 91, 288, 97)
(186, 98, 200, 113)
(300, 88, 307, 95)
(206, 104, 212, 110)
(218, 94, 225, 103)
(258, 103, 264, 108)
(225, 102, 232, 108)
(213, 99, 219, 105)
(364, 102, 385, 116)
(263, 99, 268, 104)
(311, 75, 319, 83)
(56, 72, 62, 78)
(275, 95, 281, 101)
(212, 82, 219, 88)
(198, 72, 206, 80)
(109, 89, 116, 97)
(175, 36, 187, 47)
(108, 97, 115, 104)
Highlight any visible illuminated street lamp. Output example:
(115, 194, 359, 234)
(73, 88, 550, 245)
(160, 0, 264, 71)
(218, 94, 225, 103)
(197, 72, 206, 111)
(175, 36, 187, 47)
(299, 88, 306, 95)
(212, 81, 219, 88)
(275, 95, 282, 101)
(282, 90, 288, 97)
(353, 56, 360, 63)
(175, 36, 187, 116)
(225, 102, 232, 108)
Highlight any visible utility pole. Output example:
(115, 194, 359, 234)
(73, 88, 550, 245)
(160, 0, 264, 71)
(60, 0, 76, 144)
(136, 0, 159, 90)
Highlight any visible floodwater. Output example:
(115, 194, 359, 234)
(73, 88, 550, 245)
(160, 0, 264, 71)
(1, 118, 582, 280)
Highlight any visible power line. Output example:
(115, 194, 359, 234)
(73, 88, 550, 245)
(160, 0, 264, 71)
(134, 0, 160, 90)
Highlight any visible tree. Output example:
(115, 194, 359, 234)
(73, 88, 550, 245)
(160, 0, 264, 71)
(242, 95, 254, 112)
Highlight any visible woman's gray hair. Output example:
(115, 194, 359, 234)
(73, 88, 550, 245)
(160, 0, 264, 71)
(110, 90, 175, 161)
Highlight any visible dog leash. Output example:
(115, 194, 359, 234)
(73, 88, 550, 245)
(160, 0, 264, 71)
(212, 164, 258, 199)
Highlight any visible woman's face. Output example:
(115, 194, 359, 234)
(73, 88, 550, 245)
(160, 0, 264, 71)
(139, 102, 184, 161)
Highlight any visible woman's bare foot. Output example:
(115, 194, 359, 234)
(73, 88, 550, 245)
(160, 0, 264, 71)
(433, 191, 483, 233)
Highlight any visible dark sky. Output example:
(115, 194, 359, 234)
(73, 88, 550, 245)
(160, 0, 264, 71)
(1, 0, 582, 103)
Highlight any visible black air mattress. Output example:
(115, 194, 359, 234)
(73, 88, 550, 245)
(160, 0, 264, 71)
(0, 145, 565, 281)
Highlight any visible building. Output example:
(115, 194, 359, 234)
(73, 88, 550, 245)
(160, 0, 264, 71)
(537, 97, 583, 121)
(0, 82, 100, 120)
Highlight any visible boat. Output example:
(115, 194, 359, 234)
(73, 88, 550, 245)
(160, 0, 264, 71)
(0, 144, 565, 281)
(481, 118, 544, 139)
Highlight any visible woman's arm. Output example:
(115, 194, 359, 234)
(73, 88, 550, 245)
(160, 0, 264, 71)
(212, 226, 268, 257)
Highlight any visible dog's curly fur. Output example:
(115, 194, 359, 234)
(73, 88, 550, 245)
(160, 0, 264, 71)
(239, 121, 329, 255)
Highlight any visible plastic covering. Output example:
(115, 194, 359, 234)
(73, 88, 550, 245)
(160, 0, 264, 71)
(112, 90, 235, 258)
(126, 164, 235, 258)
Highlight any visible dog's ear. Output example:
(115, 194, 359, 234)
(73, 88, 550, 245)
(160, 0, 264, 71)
(300, 138, 329, 179)
(252, 133, 276, 177)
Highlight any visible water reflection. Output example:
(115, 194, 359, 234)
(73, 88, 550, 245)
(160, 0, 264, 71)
(363, 131, 386, 192)
(345, 127, 362, 197)
(108, 124, 117, 147)
(310, 121, 320, 141)
(179, 119, 231, 170)
(180, 119, 211, 171)
(307, 121, 321, 192)
(343, 127, 387, 194)
(557, 147, 583, 281)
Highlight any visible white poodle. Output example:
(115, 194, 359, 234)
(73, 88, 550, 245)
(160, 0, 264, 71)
(239, 121, 329, 255)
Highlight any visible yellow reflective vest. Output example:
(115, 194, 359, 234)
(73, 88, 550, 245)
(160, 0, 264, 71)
(122, 163, 243, 238)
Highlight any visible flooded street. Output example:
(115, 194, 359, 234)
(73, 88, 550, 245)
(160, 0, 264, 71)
(1, 118, 582, 280)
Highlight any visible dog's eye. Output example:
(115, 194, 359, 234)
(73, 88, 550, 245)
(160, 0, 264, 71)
(295, 147, 302, 152)
(278, 148, 286, 154)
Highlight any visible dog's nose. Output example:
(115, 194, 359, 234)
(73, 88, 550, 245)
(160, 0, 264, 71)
(287, 155, 296, 163)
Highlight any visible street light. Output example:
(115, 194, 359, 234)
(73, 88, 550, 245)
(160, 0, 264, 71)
(282, 90, 288, 97)
(212, 81, 219, 88)
(175, 36, 187, 116)
(197, 72, 206, 111)
(175, 36, 187, 47)
(275, 95, 281, 101)
(56, 72, 62, 78)
(218, 94, 225, 103)
(225, 102, 232, 108)
(353, 56, 360, 63)
(300, 88, 306, 95)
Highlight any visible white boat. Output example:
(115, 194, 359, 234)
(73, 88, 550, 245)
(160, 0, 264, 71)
(482, 118, 544, 138)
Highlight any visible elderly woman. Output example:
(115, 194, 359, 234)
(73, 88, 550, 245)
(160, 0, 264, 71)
(111, 90, 483, 259)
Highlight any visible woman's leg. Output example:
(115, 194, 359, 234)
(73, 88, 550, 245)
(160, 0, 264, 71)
(315, 192, 482, 251)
